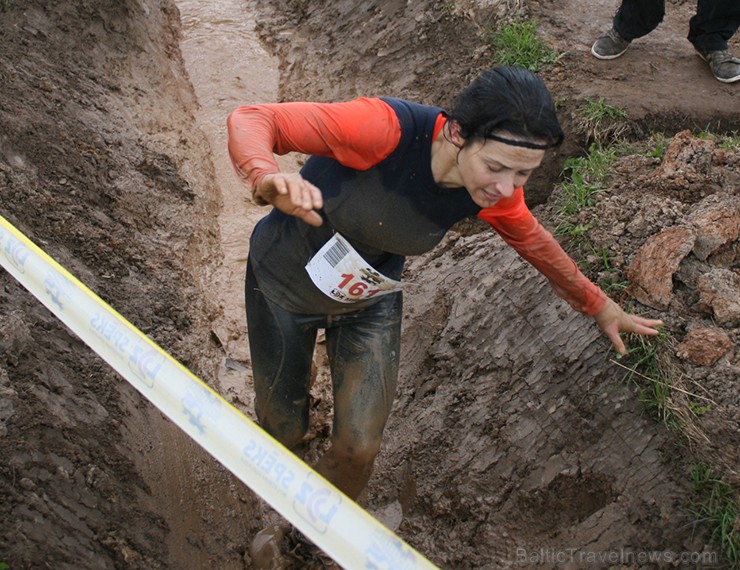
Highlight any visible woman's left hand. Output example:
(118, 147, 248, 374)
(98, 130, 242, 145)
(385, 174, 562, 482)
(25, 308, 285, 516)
(593, 298, 663, 355)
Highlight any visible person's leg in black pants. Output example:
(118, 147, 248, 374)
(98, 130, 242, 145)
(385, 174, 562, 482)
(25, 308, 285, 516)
(690, 0, 740, 82)
(592, 0, 664, 59)
(612, 0, 666, 42)
(593, 0, 739, 81)
(689, 0, 740, 53)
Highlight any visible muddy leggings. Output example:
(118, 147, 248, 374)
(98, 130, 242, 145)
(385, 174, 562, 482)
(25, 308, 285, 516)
(612, 0, 740, 52)
(245, 259, 402, 499)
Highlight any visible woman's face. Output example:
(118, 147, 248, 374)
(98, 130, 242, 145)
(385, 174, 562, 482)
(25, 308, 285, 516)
(455, 135, 545, 209)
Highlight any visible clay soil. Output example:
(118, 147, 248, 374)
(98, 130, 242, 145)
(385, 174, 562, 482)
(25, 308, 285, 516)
(0, 1, 738, 569)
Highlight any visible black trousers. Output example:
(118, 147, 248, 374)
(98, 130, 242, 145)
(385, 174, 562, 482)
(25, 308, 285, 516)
(245, 258, 402, 454)
(613, 0, 740, 52)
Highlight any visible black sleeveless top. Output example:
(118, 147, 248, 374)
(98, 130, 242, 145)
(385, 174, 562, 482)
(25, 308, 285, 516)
(248, 98, 481, 314)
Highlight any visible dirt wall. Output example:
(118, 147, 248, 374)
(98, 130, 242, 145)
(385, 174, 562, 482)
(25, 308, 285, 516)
(0, 1, 258, 567)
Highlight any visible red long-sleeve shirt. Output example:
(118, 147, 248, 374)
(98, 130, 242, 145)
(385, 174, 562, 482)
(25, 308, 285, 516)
(228, 98, 606, 315)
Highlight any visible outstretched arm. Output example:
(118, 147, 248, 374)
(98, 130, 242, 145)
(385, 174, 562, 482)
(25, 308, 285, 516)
(479, 189, 662, 354)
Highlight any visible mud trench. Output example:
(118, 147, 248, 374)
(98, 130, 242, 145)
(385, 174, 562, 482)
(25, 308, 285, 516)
(0, 0, 737, 569)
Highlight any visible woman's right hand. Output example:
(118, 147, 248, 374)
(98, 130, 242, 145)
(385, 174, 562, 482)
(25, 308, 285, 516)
(255, 172, 324, 227)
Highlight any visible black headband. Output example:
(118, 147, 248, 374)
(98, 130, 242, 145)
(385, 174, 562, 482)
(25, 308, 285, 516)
(482, 132, 558, 150)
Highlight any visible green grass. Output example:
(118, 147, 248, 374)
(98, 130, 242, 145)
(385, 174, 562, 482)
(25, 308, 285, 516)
(617, 332, 682, 429)
(643, 129, 736, 156)
(646, 133, 669, 159)
(556, 220, 593, 246)
(580, 244, 629, 294)
(554, 143, 625, 291)
(697, 129, 740, 150)
(487, 19, 560, 72)
(614, 338, 738, 568)
(612, 331, 713, 433)
(556, 143, 618, 219)
(575, 97, 629, 144)
(690, 463, 739, 569)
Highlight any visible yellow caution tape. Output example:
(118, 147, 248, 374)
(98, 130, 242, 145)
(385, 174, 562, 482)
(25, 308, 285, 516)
(0, 213, 438, 570)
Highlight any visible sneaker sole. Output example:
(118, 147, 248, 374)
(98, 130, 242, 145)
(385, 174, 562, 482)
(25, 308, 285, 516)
(591, 46, 629, 60)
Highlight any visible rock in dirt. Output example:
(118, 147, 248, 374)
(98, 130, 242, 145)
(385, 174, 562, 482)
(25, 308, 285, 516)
(687, 193, 740, 262)
(627, 225, 696, 309)
(697, 268, 740, 325)
(676, 328, 733, 367)
(654, 130, 715, 183)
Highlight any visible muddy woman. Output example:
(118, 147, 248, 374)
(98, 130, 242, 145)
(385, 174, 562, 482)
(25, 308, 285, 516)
(227, 66, 662, 567)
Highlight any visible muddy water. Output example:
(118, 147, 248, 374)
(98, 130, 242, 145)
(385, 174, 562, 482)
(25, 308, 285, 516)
(176, 0, 297, 406)
(137, 3, 285, 567)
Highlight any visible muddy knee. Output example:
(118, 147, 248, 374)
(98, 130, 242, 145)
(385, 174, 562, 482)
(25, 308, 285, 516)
(315, 438, 381, 499)
(256, 408, 308, 450)
(330, 436, 383, 468)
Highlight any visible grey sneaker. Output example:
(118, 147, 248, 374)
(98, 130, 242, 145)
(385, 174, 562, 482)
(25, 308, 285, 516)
(591, 28, 631, 60)
(696, 49, 740, 83)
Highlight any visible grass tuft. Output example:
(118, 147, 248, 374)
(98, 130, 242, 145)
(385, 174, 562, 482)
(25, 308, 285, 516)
(612, 332, 716, 439)
(690, 463, 739, 569)
(487, 19, 560, 72)
(575, 97, 629, 144)
(697, 129, 740, 150)
(556, 143, 618, 220)
(647, 133, 669, 159)
(617, 332, 679, 427)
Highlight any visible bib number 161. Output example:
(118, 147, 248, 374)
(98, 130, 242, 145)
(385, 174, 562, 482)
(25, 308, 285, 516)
(305, 233, 404, 304)
(335, 272, 381, 299)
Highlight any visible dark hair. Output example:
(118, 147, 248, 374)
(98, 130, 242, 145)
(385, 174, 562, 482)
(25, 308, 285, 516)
(448, 66, 563, 149)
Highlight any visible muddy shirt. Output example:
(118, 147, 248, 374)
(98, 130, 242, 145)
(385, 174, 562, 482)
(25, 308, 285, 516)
(228, 98, 607, 316)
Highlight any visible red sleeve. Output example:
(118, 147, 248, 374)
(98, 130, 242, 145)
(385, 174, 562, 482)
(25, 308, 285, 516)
(477, 188, 607, 316)
(226, 98, 402, 194)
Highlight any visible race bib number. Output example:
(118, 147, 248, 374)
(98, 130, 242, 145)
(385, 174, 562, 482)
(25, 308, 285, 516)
(305, 233, 404, 303)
